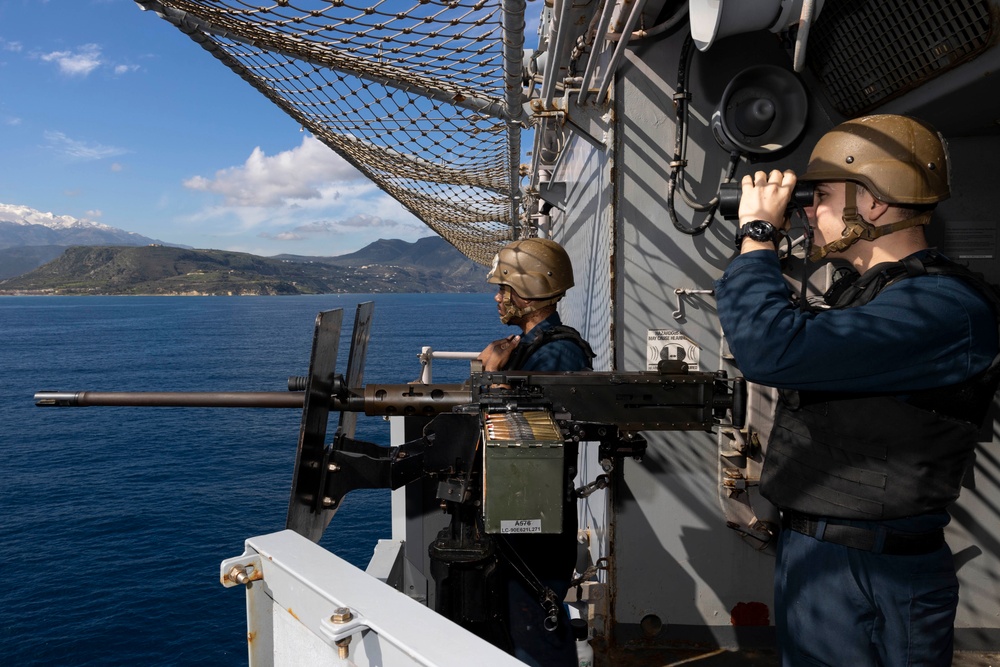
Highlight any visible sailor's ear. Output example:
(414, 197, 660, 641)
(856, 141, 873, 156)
(859, 187, 890, 222)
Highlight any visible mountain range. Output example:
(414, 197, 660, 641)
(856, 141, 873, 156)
(0, 204, 489, 294)
(0, 203, 179, 279)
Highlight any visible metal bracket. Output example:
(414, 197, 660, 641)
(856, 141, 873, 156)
(319, 606, 368, 644)
(219, 553, 264, 588)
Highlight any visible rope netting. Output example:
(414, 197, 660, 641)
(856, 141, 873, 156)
(136, 0, 529, 265)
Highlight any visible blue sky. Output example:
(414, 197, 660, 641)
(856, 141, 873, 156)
(0, 0, 440, 256)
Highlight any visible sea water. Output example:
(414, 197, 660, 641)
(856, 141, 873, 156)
(0, 294, 507, 665)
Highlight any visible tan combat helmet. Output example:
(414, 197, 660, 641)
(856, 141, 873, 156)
(487, 238, 574, 298)
(800, 114, 950, 260)
(487, 238, 574, 323)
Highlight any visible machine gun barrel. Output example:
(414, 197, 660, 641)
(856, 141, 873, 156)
(34, 383, 474, 414)
(34, 391, 306, 408)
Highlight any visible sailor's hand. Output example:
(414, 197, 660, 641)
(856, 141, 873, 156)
(739, 169, 796, 230)
(479, 334, 520, 372)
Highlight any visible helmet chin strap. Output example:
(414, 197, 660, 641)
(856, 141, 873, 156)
(809, 182, 933, 262)
(498, 288, 561, 325)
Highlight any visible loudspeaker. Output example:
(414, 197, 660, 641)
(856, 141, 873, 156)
(689, 0, 823, 52)
(710, 65, 807, 154)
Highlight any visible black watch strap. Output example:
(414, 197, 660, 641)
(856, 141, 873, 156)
(735, 219, 780, 249)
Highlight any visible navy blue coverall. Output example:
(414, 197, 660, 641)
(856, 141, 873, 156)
(502, 311, 591, 667)
(715, 248, 997, 666)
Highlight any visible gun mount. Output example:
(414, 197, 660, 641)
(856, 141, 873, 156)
(34, 303, 746, 644)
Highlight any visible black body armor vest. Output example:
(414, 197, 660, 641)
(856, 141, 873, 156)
(760, 253, 1000, 520)
(503, 324, 595, 371)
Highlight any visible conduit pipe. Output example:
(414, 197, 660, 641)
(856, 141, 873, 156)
(595, 0, 649, 104)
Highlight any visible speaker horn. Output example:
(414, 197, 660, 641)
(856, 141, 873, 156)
(689, 0, 825, 52)
(710, 65, 808, 154)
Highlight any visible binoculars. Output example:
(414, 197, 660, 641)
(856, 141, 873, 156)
(717, 181, 815, 220)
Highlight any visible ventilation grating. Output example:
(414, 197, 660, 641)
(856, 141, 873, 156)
(807, 0, 994, 117)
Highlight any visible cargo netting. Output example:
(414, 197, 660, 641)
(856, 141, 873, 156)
(136, 0, 529, 265)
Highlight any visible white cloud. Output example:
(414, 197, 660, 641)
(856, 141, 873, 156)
(258, 231, 305, 241)
(293, 221, 339, 234)
(328, 213, 411, 230)
(263, 214, 415, 240)
(44, 131, 128, 161)
(177, 135, 431, 254)
(114, 64, 139, 76)
(41, 44, 103, 76)
(2, 39, 23, 53)
(183, 136, 366, 207)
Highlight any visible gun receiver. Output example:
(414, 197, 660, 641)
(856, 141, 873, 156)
(468, 369, 744, 432)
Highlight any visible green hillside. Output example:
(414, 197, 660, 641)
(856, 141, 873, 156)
(0, 244, 488, 295)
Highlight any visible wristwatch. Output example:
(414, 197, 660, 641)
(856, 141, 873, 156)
(735, 219, 780, 249)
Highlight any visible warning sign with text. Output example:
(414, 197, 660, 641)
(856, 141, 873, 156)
(646, 329, 701, 371)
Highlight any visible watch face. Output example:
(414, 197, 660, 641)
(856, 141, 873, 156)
(735, 220, 777, 249)
(746, 220, 774, 241)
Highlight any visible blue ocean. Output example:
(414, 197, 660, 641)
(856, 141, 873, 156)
(1, 293, 508, 665)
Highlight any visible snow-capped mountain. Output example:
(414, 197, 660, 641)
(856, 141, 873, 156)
(0, 203, 167, 249)
(0, 203, 111, 230)
(0, 203, 183, 279)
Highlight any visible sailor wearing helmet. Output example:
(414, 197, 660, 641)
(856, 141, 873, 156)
(716, 114, 1000, 666)
(479, 237, 594, 373)
(475, 237, 594, 666)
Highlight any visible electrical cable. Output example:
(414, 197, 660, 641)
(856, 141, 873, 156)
(667, 34, 746, 236)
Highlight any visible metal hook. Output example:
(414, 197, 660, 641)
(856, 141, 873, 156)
(673, 288, 715, 320)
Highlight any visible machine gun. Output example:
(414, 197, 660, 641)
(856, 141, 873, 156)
(35, 303, 745, 539)
(35, 303, 746, 637)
